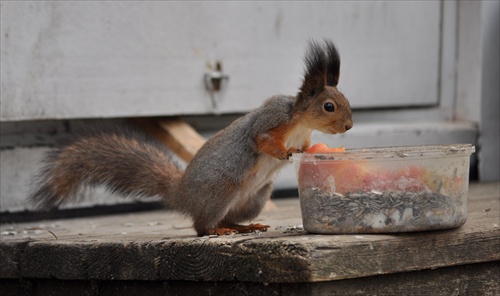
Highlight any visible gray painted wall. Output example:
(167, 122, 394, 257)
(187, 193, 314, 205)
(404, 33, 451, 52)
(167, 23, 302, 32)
(1, 1, 497, 213)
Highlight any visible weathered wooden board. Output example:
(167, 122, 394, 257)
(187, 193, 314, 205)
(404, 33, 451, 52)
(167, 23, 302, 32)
(1, 262, 498, 296)
(1, 183, 498, 284)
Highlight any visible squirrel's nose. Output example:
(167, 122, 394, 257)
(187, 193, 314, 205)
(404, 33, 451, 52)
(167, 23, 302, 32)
(345, 122, 353, 131)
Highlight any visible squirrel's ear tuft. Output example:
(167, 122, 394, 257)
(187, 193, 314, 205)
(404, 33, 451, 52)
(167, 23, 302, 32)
(324, 39, 340, 87)
(298, 40, 327, 102)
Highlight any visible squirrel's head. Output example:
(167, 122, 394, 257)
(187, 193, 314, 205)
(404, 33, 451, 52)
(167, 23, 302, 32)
(295, 39, 353, 134)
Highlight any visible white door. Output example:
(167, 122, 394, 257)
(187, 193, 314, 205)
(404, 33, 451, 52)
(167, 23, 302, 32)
(2, 1, 441, 120)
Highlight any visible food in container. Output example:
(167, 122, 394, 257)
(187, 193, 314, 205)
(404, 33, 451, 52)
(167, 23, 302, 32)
(291, 144, 475, 234)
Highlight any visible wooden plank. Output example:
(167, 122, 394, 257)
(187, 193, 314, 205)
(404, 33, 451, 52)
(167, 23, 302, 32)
(156, 118, 206, 162)
(1, 261, 497, 296)
(132, 117, 206, 163)
(1, 183, 498, 283)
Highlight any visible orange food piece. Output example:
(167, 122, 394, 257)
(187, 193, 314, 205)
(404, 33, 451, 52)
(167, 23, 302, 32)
(299, 143, 350, 193)
(307, 143, 345, 153)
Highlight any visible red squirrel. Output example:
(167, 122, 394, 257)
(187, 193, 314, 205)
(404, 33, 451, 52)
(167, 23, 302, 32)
(30, 39, 353, 236)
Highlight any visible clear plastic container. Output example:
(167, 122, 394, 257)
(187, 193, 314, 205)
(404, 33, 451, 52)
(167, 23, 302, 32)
(291, 144, 475, 234)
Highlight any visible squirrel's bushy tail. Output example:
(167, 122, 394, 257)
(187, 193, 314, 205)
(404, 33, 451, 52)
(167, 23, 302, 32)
(30, 128, 183, 210)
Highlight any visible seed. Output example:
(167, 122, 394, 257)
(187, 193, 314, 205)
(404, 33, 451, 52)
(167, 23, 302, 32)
(300, 187, 459, 233)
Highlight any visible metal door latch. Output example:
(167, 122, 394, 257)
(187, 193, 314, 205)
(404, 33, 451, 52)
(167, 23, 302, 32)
(204, 61, 229, 108)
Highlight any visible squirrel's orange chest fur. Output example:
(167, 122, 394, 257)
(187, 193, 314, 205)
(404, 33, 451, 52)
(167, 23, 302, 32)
(238, 123, 312, 207)
(285, 123, 312, 151)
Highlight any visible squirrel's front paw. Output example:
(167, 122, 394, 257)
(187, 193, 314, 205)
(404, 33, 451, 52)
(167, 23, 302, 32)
(286, 147, 302, 159)
(273, 149, 290, 160)
(268, 147, 301, 160)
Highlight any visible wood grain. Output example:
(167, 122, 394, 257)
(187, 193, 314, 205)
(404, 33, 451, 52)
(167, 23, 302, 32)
(1, 183, 498, 285)
(132, 117, 206, 163)
(156, 118, 206, 162)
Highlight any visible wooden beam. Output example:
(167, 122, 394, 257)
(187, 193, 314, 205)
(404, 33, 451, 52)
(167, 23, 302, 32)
(156, 118, 206, 162)
(132, 117, 206, 163)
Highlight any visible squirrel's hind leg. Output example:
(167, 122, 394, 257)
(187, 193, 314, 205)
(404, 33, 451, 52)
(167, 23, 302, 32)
(222, 183, 271, 222)
(212, 223, 270, 235)
(212, 183, 272, 235)
(207, 223, 270, 236)
(193, 183, 272, 236)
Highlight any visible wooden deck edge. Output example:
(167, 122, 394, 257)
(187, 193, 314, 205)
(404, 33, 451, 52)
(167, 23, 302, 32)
(308, 228, 500, 281)
(1, 226, 499, 283)
(1, 261, 498, 296)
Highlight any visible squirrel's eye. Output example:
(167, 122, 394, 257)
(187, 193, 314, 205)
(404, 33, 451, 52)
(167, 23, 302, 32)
(324, 102, 335, 112)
